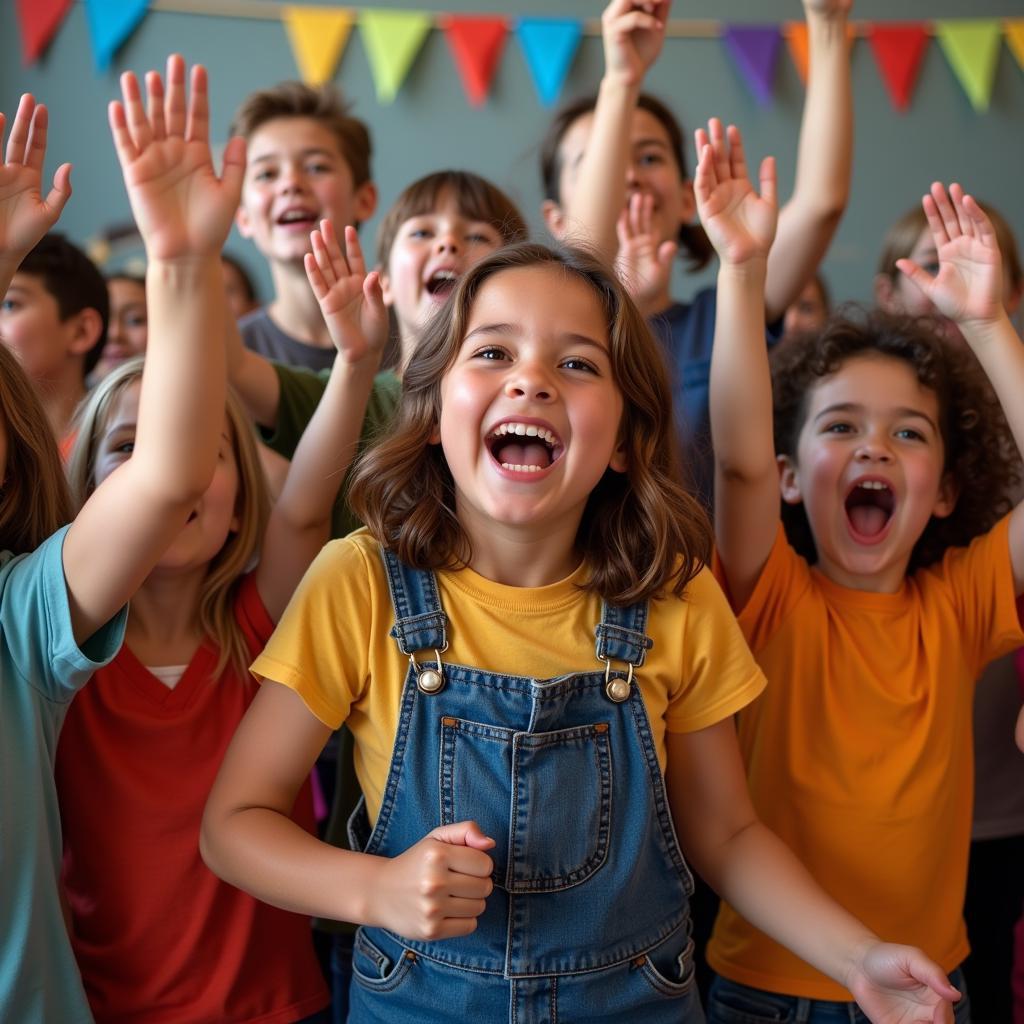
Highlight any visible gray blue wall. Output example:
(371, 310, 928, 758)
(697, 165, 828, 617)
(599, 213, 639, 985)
(2, 0, 1023, 306)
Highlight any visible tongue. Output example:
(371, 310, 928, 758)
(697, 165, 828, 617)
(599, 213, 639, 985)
(496, 440, 550, 468)
(848, 504, 888, 537)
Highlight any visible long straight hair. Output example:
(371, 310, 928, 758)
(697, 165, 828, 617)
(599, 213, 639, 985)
(67, 358, 270, 678)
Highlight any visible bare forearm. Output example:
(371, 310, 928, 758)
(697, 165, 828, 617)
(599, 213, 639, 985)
(963, 313, 1024, 459)
(765, 7, 851, 319)
(227, 317, 282, 429)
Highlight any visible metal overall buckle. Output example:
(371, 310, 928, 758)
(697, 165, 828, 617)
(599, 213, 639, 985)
(410, 642, 448, 695)
(603, 658, 635, 703)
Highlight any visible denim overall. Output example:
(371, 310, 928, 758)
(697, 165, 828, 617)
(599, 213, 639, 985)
(346, 550, 705, 1023)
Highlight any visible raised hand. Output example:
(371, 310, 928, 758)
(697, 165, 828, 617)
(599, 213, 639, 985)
(803, 0, 853, 17)
(374, 821, 495, 941)
(304, 221, 388, 366)
(615, 191, 677, 314)
(693, 119, 777, 268)
(846, 942, 958, 1024)
(0, 95, 71, 267)
(896, 183, 1005, 329)
(602, 0, 670, 87)
(109, 55, 246, 262)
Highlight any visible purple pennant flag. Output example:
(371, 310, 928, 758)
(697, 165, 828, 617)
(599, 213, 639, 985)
(723, 25, 781, 106)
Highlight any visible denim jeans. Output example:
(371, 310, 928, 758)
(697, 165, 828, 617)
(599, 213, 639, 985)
(330, 932, 354, 1024)
(706, 968, 970, 1024)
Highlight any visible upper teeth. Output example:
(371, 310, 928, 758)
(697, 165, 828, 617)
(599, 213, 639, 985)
(857, 481, 889, 490)
(491, 422, 557, 444)
(279, 211, 312, 222)
(430, 270, 457, 283)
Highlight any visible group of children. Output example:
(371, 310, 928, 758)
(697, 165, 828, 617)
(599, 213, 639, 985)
(1, 0, 1023, 1022)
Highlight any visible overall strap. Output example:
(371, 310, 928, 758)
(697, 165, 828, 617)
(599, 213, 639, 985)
(595, 599, 652, 668)
(380, 548, 448, 656)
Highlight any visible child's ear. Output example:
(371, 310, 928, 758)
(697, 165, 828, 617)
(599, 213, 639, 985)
(352, 180, 378, 224)
(932, 472, 959, 519)
(777, 454, 803, 505)
(66, 308, 104, 357)
(678, 179, 697, 225)
(873, 273, 899, 313)
(235, 204, 254, 239)
(608, 439, 628, 473)
(541, 200, 567, 241)
(379, 267, 393, 307)
(428, 420, 441, 445)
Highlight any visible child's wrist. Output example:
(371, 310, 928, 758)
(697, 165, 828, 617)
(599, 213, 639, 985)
(717, 258, 769, 286)
(959, 309, 1014, 346)
(599, 72, 642, 100)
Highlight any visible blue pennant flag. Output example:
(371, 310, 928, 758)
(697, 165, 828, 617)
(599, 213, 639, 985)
(516, 18, 583, 106)
(85, 0, 149, 71)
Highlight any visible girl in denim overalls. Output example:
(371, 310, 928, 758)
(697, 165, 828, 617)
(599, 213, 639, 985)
(204, 242, 959, 1023)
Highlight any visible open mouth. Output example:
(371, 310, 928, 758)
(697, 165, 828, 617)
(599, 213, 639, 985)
(844, 479, 895, 540)
(485, 421, 564, 473)
(276, 208, 318, 230)
(425, 269, 458, 299)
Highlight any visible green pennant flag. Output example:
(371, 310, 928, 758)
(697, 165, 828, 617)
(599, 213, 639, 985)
(935, 20, 1002, 111)
(359, 9, 432, 104)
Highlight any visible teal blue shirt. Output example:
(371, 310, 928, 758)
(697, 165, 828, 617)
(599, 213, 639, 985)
(0, 527, 127, 1022)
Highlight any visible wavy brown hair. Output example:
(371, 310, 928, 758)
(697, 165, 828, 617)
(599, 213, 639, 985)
(771, 309, 1019, 572)
(68, 358, 270, 679)
(540, 93, 713, 272)
(349, 242, 711, 604)
(0, 342, 72, 555)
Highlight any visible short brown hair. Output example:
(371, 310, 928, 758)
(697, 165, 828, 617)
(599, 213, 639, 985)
(539, 93, 713, 272)
(877, 200, 1022, 293)
(0, 342, 72, 555)
(349, 241, 711, 604)
(375, 170, 528, 271)
(771, 309, 1019, 572)
(230, 82, 372, 187)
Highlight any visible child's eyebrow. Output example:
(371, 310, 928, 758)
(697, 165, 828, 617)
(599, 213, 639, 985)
(814, 401, 938, 431)
(250, 147, 335, 165)
(633, 137, 670, 150)
(464, 322, 607, 351)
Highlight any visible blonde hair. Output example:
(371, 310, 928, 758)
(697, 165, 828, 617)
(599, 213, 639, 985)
(67, 358, 270, 678)
(0, 343, 72, 555)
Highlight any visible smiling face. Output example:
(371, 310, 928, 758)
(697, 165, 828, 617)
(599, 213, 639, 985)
(436, 264, 626, 554)
(779, 352, 956, 592)
(236, 116, 376, 267)
(381, 189, 507, 356)
(94, 381, 240, 573)
(545, 106, 695, 247)
(93, 277, 147, 381)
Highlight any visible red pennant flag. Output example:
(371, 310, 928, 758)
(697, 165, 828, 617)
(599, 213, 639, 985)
(869, 23, 929, 112)
(16, 0, 72, 64)
(442, 16, 508, 107)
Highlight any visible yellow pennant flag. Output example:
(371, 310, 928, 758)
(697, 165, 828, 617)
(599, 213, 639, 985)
(935, 20, 1001, 111)
(359, 10, 432, 104)
(1006, 20, 1024, 72)
(283, 6, 354, 86)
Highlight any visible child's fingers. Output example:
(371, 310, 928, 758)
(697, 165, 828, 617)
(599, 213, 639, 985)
(310, 228, 340, 289)
(708, 118, 729, 181)
(120, 71, 152, 152)
(343, 224, 366, 278)
(961, 192, 999, 253)
(6, 94, 34, 164)
(639, 192, 654, 235)
(164, 54, 186, 138)
(726, 123, 749, 184)
(219, 136, 247, 197)
(759, 155, 777, 209)
(920, 194, 948, 248)
(363, 269, 385, 314)
(303, 251, 328, 300)
(44, 163, 73, 216)
(613, 10, 664, 36)
(107, 101, 139, 165)
(320, 220, 350, 278)
(894, 258, 932, 298)
(185, 64, 209, 145)
(146, 71, 166, 142)
(657, 239, 678, 268)
(693, 142, 717, 201)
(24, 103, 49, 173)
(929, 182, 960, 242)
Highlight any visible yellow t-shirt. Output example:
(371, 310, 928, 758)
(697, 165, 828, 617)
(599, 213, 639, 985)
(708, 516, 1024, 1001)
(253, 529, 766, 824)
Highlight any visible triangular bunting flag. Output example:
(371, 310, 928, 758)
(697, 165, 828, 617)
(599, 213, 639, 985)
(516, 19, 583, 106)
(84, 0, 149, 70)
(785, 22, 809, 84)
(1005, 20, 1024, 72)
(442, 16, 508, 107)
(868, 23, 929, 111)
(359, 10, 432, 104)
(283, 6, 354, 86)
(935, 20, 1002, 111)
(16, 0, 71, 64)
(723, 26, 781, 106)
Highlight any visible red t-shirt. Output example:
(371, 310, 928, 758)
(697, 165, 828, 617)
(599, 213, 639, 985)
(56, 574, 328, 1024)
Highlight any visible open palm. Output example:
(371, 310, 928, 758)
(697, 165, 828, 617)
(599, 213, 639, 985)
(109, 56, 244, 262)
(847, 942, 957, 1024)
(602, 0, 671, 85)
(693, 119, 777, 267)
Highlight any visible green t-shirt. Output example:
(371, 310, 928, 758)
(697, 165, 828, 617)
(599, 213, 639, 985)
(262, 365, 401, 540)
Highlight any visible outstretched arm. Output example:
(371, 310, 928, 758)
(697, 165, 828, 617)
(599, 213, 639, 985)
(766, 0, 852, 322)
(701, 120, 781, 609)
(668, 723, 958, 1023)
(544, 0, 669, 265)
(898, 183, 1024, 595)
(226, 315, 282, 429)
(0, 94, 72, 297)
(255, 221, 386, 620)
(63, 56, 243, 643)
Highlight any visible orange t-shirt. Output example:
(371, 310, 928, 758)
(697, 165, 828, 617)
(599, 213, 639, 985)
(709, 516, 1024, 1001)
(56, 574, 328, 1024)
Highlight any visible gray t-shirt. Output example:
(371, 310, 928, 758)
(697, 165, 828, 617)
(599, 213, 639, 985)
(239, 308, 337, 373)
